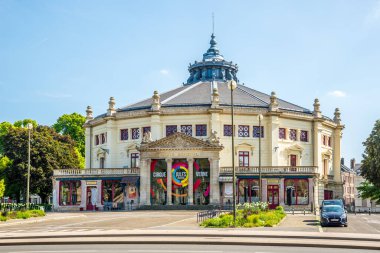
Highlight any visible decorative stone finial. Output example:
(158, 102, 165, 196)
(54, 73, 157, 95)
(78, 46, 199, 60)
(211, 87, 220, 108)
(334, 108, 341, 125)
(151, 90, 161, 111)
(86, 106, 93, 120)
(313, 98, 322, 118)
(107, 97, 116, 116)
(269, 91, 279, 111)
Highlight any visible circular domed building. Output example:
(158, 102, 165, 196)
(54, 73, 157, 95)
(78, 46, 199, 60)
(53, 34, 344, 212)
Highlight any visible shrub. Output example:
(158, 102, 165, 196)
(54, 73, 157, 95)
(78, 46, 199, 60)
(275, 206, 284, 212)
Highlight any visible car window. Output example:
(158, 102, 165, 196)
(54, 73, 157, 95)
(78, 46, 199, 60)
(323, 206, 343, 212)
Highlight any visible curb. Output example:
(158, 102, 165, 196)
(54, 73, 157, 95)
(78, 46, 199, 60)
(0, 236, 379, 250)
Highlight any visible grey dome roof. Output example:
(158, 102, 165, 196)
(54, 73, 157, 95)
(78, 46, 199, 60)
(119, 81, 311, 114)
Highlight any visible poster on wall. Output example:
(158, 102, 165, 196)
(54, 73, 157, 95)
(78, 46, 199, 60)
(224, 183, 233, 198)
(128, 185, 137, 198)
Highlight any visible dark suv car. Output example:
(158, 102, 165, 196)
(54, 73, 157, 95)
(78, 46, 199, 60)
(320, 205, 348, 227)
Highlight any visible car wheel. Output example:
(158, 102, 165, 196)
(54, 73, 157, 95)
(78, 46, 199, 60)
(344, 224, 348, 227)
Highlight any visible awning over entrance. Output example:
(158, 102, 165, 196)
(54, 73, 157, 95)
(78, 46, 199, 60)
(121, 176, 139, 184)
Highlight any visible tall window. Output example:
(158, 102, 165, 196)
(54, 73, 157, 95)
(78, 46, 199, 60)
(323, 158, 328, 177)
(224, 125, 233, 136)
(194, 159, 210, 205)
(142, 126, 151, 134)
(328, 137, 331, 147)
(100, 157, 105, 168)
(290, 154, 297, 166)
(300, 130, 308, 142)
(166, 125, 177, 136)
(95, 135, 100, 145)
(102, 180, 123, 207)
(253, 126, 264, 138)
(59, 181, 81, 206)
(289, 129, 297, 141)
(239, 151, 249, 166)
(180, 125, 192, 136)
(279, 128, 286, 139)
(131, 128, 140, 139)
(100, 133, 106, 144)
(131, 153, 139, 168)
(238, 179, 259, 203)
(238, 125, 249, 137)
(285, 179, 309, 205)
(322, 135, 327, 145)
(120, 129, 128, 141)
(196, 124, 207, 136)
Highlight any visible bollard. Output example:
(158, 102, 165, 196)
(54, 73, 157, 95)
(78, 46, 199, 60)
(369, 208, 371, 215)
(292, 207, 294, 215)
(304, 208, 306, 215)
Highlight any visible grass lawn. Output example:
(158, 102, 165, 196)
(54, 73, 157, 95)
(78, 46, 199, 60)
(0, 210, 45, 221)
(201, 204, 286, 228)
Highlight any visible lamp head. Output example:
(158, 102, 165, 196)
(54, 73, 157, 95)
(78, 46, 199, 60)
(26, 123, 33, 130)
(227, 80, 237, 90)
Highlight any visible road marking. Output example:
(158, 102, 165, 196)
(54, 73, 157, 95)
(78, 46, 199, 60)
(127, 251, 222, 253)
(9, 251, 98, 253)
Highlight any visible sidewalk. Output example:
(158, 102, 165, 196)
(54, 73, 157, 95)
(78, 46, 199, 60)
(1, 229, 379, 250)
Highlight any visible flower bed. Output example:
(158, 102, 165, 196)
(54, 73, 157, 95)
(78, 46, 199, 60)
(0, 210, 45, 222)
(201, 203, 286, 228)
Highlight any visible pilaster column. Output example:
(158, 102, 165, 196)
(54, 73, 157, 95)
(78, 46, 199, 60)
(187, 158, 194, 205)
(269, 116, 279, 166)
(53, 179, 60, 209)
(166, 158, 173, 205)
(308, 177, 314, 211)
(145, 159, 151, 205)
(333, 128, 343, 183)
(80, 180, 86, 209)
(313, 177, 320, 214)
(139, 158, 151, 205)
(279, 178, 285, 206)
(150, 114, 161, 140)
(85, 127, 92, 168)
(261, 179, 268, 202)
(96, 180, 102, 208)
(209, 158, 220, 205)
(105, 120, 116, 168)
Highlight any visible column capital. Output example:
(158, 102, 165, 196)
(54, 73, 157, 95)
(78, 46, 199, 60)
(166, 158, 173, 163)
(186, 158, 194, 163)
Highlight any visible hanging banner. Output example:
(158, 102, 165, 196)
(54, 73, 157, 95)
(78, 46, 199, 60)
(171, 162, 188, 187)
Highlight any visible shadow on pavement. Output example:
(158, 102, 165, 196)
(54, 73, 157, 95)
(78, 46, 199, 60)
(303, 219, 320, 226)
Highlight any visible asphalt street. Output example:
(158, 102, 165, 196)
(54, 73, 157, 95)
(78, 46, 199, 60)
(0, 211, 379, 234)
(0, 244, 376, 253)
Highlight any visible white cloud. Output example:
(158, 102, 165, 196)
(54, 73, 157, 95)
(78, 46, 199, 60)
(159, 69, 169, 75)
(328, 90, 347, 98)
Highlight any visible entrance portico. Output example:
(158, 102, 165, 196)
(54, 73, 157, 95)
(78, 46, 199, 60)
(138, 132, 223, 206)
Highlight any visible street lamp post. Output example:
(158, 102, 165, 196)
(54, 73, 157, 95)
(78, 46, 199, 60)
(26, 123, 33, 209)
(228, 80, 237, 224)
(257, 114, 263, 202)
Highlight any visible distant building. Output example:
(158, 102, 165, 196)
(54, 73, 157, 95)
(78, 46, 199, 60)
(340, 158, 355, 209)
(52, 34, 344, 211)
(352, 159, 380, 212)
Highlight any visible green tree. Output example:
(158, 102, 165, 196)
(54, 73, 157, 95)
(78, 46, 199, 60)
(2, 126, 81, 203)
(0, 156, 11, 198)
(53, 113, 86, 157)
(0, 122, 14, 153)
(13, 119, 38, 129)
(361, 120, 380, 187)
(358, 182, 380, 204)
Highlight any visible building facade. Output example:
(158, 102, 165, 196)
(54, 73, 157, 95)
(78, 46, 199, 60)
(52, 34, 344, 211)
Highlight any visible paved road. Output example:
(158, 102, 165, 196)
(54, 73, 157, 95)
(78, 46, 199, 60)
(0, 244, 375, 253)
(0, 211, 379, 234)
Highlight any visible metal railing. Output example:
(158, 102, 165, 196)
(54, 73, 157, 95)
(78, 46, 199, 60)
(197, 209, 224, 223)
(219, 166, 318, 175)
(53, 168, 140, 176)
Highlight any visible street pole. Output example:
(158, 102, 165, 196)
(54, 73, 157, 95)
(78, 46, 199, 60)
(228, 80, 237, 225)
(258, 114, 263, 202)
(26, 123, 33, 209)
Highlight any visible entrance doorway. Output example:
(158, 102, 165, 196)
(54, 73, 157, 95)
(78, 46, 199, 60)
(267, 185, 279, 209)
(86, 186, 96, 211)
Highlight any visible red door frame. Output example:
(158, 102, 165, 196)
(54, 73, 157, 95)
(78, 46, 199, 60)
(267, 185, 279, 209)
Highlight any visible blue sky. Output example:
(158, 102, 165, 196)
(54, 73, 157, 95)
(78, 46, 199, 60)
(1, 1, 380, 163)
